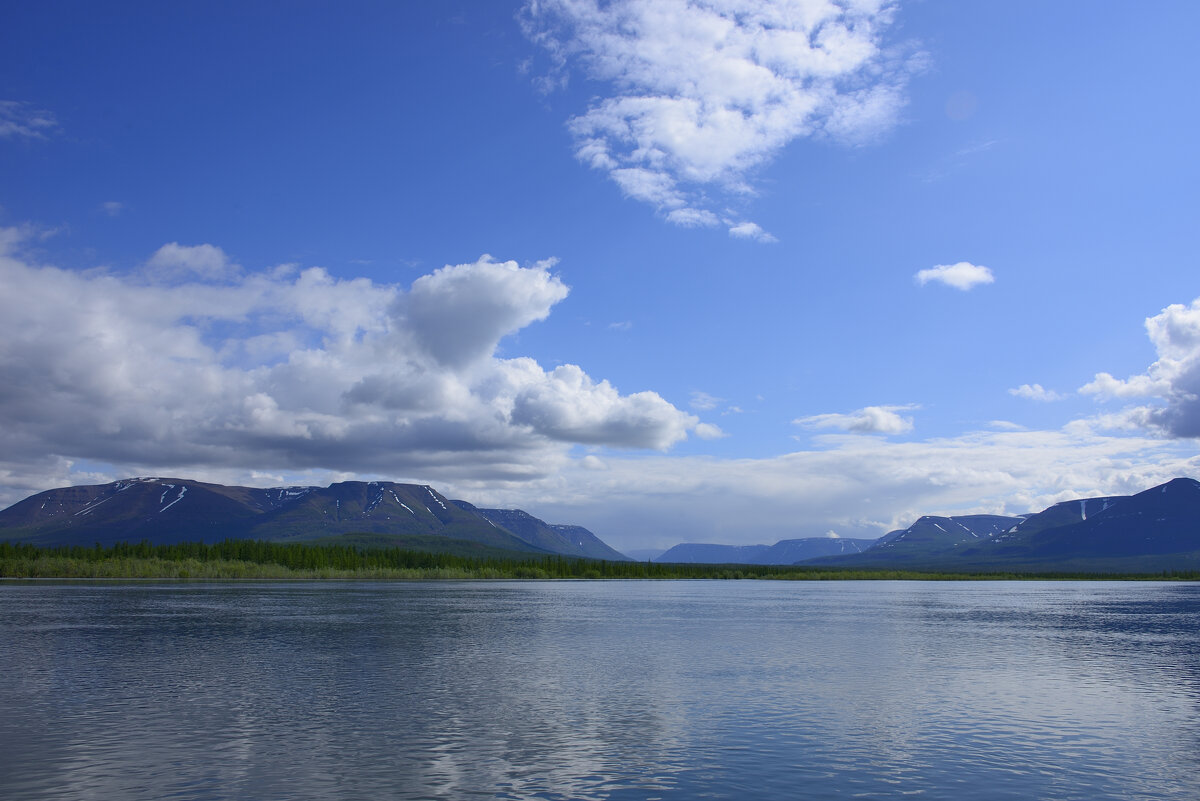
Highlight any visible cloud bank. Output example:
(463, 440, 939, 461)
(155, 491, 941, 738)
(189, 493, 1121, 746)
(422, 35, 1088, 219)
(471, 426, 1199, 551)
(522, 0, 918, 236)
(0, 230, 704, 502)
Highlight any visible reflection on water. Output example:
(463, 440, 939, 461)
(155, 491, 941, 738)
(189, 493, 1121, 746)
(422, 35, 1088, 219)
(1, 580, 1198, 800)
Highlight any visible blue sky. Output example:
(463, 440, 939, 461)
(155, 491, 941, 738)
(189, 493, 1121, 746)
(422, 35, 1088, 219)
(2, 1, 1198, 552)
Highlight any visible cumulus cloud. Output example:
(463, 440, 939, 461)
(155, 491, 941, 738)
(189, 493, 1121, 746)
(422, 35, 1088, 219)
(1080, 297, 1200, 438)
(1009, 384, 1065, 402)
(522, 0, 918, 225)
(0, 101, 57, 139)
(794, 404, 916, 435)
(510, 364, 696, 449)
(914, 261, 994, 291)
(0, 229, 704, 504)
(728, 221, 778, 243)
(401, 256, 569, 368)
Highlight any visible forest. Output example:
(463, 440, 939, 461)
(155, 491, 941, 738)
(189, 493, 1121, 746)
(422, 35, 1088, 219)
(2, 539, 1197, 581)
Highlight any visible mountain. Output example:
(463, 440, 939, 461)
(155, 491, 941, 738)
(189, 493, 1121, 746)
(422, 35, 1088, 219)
(0, 477, 287, 546)
(452, 503, 630, 561)
(849, 514, 1024, 565)
(655, 537, 877, 565)
(818, 478, 1200, 572)
(0, 477, 624, 559)
(768, 537, 877, 563)
(650, 478, 1200, 573)
(978, 477, 1200, 568)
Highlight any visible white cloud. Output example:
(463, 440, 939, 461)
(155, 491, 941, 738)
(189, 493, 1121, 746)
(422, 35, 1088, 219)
(728, 221, 778, 243)
(0, 228, 708, 505)
(1079, 372, 1168, 399)
(694, 422, 726, 439)
(1080, 297, 1200, 438)
(665, 208, 720, 228)
(146, 242, 239, 281)
(1009, 383, 1065, 402)
(914, 261, 994, 291)
(401, 255, 569, 368)
(0, 101, 57, 139)
(794, 404, 916, 435)
(100, 201, 124, 217)
(509, 363, 697, 449)
(522, 0, 918, 225)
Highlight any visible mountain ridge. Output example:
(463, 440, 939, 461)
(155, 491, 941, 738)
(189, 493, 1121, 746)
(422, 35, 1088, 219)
(655, 537, 878, 565)
(0, 477, 626, 559)
(812, 478, 1200, 571)
(649, 478, 1200, 572)
(5, 476, 1199, 573)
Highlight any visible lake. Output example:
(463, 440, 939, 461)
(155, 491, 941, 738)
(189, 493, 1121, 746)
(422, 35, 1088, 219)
(1, 580, 1197, 800)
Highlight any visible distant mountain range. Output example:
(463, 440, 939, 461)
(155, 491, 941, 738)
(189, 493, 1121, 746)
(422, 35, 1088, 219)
(4, 476, 1199, 573)
(655, 537, 876, 565)
(651, 478, 1200, 572)
(814, 477, 1200, 572)
(0, 477, 630, 561)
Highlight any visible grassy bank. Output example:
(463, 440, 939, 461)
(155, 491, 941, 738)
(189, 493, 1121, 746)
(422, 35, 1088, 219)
(2, 540, 1197, 581)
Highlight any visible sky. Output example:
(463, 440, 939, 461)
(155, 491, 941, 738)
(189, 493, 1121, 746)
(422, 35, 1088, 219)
(2, 0, 1199, 554)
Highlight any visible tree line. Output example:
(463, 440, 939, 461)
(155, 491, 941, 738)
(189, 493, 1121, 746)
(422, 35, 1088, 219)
(1, 539, 1196, 581)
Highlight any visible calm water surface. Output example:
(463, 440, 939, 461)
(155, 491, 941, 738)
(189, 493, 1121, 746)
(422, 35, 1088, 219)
(1, 580, 1197, 800)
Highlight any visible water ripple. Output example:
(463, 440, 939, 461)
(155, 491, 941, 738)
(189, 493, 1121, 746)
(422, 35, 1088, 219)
(1, 580, 1198, 800)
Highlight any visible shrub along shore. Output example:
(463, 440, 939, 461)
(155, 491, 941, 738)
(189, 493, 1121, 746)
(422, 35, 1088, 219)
(1, 539, 1198, 581)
